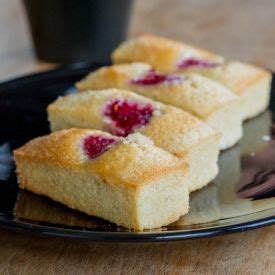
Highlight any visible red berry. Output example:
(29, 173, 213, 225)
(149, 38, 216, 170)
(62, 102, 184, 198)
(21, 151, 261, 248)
(104, 99, 154, 137)
(83, 135, 117, 159)
(178, 58, 219, 69)
(131, 69, 182, 86)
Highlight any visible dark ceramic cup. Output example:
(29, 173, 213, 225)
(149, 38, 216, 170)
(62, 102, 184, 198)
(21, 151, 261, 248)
(23, 0, 133, 63)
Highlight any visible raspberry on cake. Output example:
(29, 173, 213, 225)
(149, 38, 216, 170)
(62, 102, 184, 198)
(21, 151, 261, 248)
(48, 88, 220, 192)
(82, 134, 118, 159)
(14, 129, 190, 230)
(76, 63, 242, 150)
(111, 34, 272, 121)
(131, 69, 182, 85)
(104, 98, 154, 137)
(177, 58, 220, 69)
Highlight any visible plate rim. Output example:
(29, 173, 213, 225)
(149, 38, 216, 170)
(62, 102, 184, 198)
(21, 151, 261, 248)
(0, 212, 273, 242)
(0, 64, 274, 242)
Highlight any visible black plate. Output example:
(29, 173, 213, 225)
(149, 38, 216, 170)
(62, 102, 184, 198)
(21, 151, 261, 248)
(0, 63, 274, 242)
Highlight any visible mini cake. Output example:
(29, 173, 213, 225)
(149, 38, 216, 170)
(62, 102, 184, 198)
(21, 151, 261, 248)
(48, 89, 220, 192)
(76, 63, 242, 150)
(112, 34, 272, 120)
(14, 129, 189, 230)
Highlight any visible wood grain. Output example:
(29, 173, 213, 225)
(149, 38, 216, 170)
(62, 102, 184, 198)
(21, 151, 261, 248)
(0, 227, 274, 275)
(0, 1, 274, 274)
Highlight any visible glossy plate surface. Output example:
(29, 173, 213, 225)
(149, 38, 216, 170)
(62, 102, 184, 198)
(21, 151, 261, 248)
(0, 63, 274, 242)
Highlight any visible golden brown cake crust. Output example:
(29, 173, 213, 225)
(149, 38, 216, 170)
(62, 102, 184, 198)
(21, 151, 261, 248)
(14, 129, 187, 189)
(112, 34, 223, 72)
(140, 105, 220, 155)
(76, 63, 151, 91)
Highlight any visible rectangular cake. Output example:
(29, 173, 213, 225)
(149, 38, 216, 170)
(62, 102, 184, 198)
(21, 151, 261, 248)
(76, 63, 242, 150)
(48, 89, 220, 192)
(14, 129, 189, 230)
(112, 34, 272, 120)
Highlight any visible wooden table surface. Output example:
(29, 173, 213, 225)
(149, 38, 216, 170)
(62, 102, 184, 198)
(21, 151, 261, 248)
(0, 1, 274, 274)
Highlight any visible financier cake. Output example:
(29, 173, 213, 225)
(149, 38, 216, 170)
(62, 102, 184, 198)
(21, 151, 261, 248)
(14, 129, 190, 230)
(112, 34, 272, 120)
(47, 89, 220, 192)
(76, 63, 242, 150)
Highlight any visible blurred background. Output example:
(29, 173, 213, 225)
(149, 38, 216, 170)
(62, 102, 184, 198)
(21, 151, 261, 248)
(0, 0, 274, 80)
